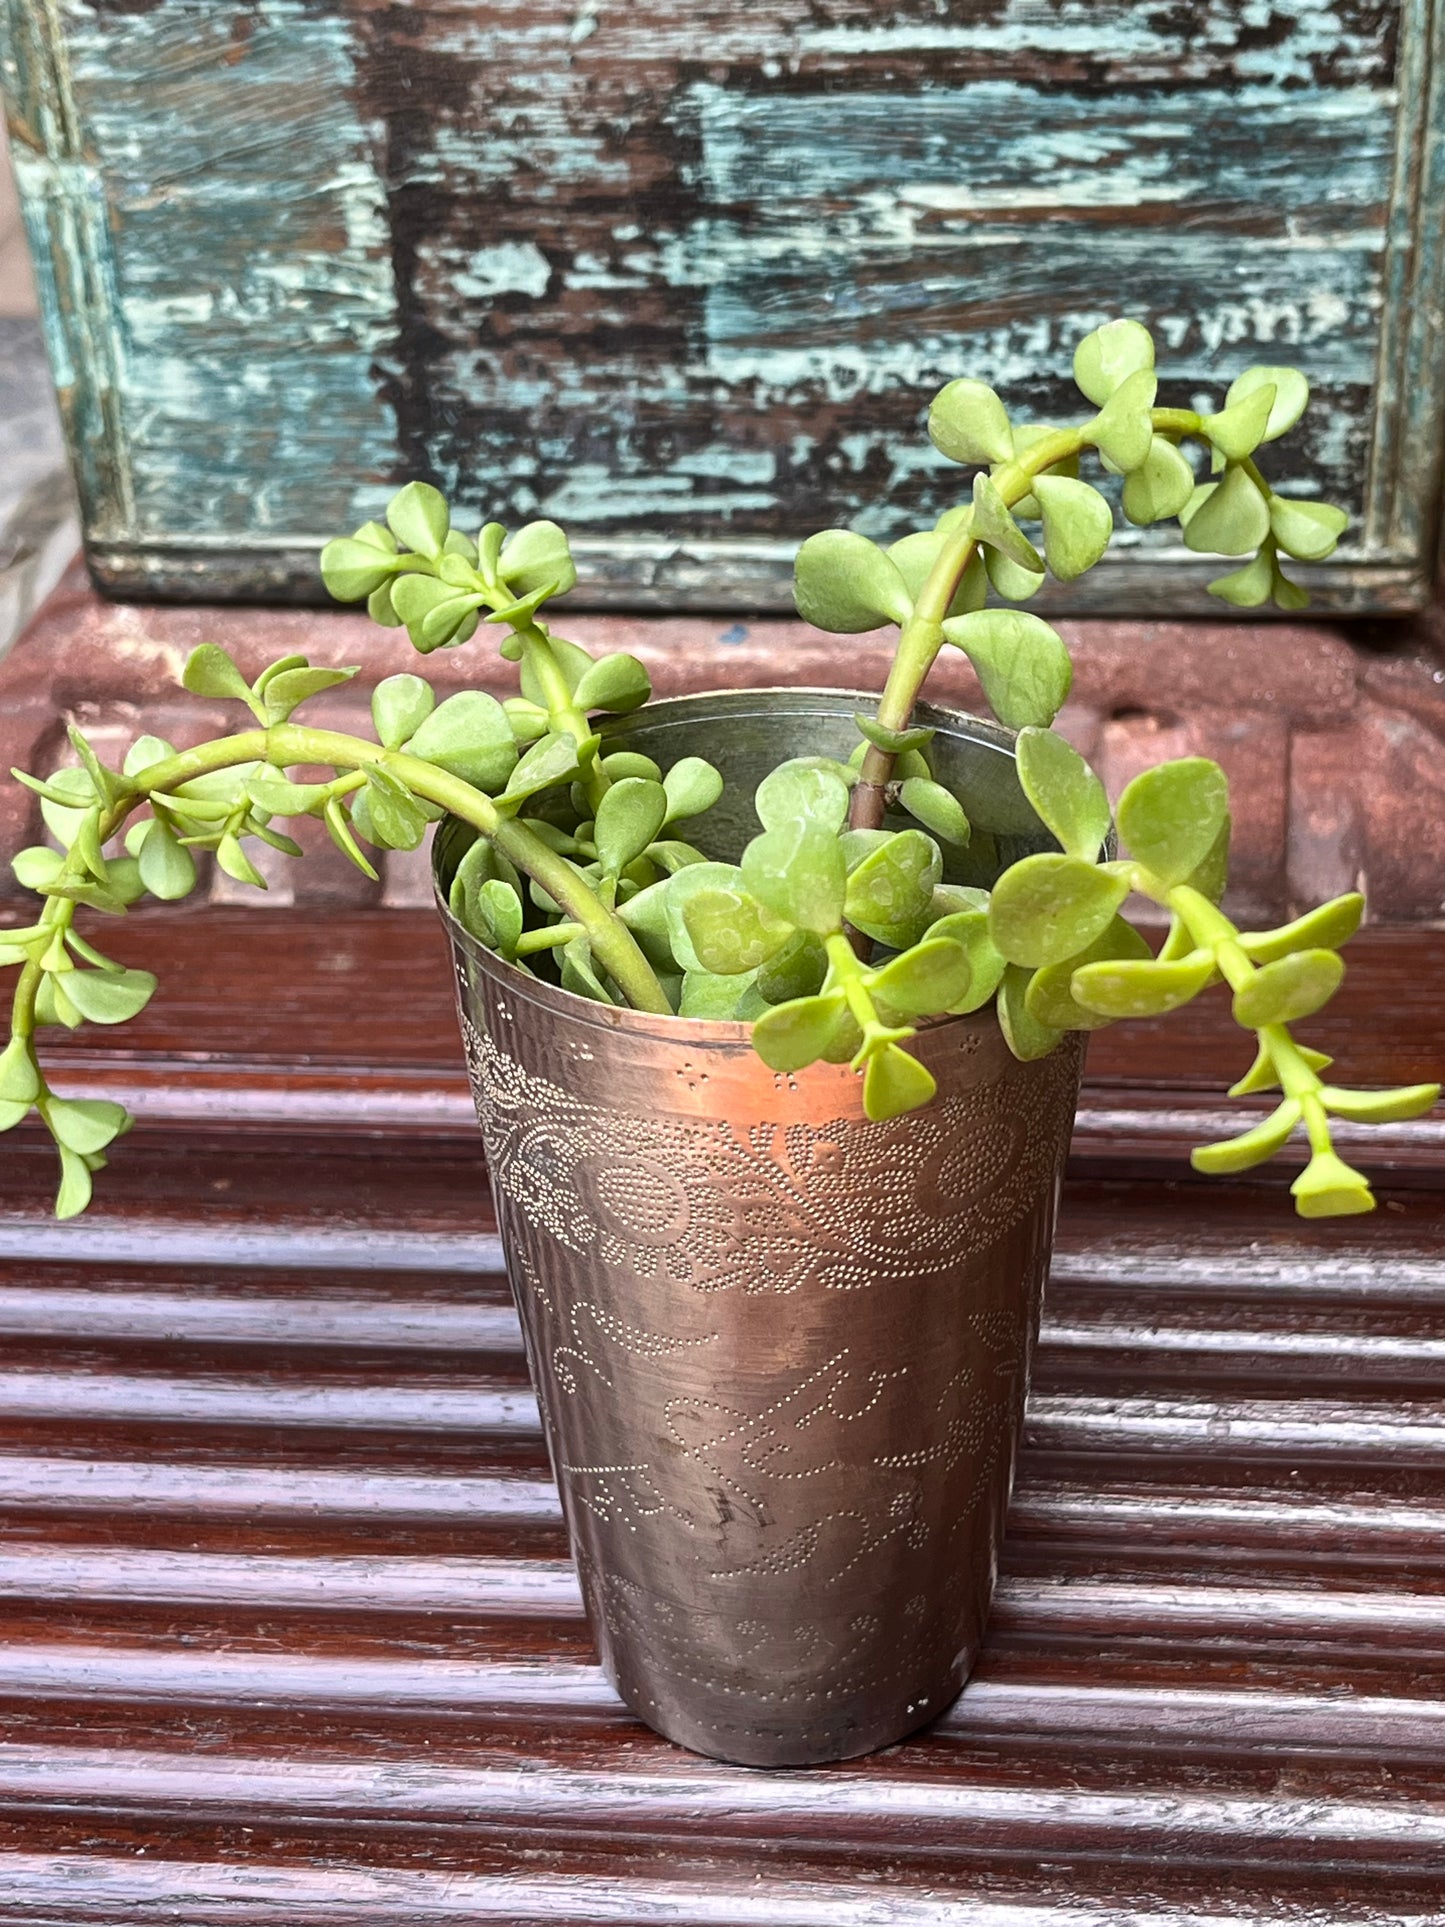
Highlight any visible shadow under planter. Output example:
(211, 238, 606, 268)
(436, 689, 1083, 1766)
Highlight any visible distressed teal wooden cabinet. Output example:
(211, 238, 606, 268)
(2, 0, 1442, 611)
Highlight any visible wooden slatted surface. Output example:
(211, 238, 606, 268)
(0, 910, 1443, 1923)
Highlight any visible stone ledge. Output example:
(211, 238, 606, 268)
(3, 563, 1444, 924)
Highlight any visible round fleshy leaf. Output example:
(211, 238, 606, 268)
(60, 967, 158, 1026)
(122, 735, 177, 779)
(680, 970, 756, 1019)
(0, 1036, 41, 1106)
(1207, 550, 1273, 608)
(572, 653, 651, 714)
(941, 610, 1073, 730)
(1033, 475, 1113, 581)
(660, 862, 740, 972)
(1073, 319, 1156, 405)
(740, 824, 847, 935)
(988, 853, 1129, 967)
(863, 1044, 937, 1121)
(884, 533, 985, 621)
(794, 530, 914, 633)
(1015, 727, 1110, 862)
(751, 989, 848, 1073)
(1290, 1150, 1375, 1219)
(1182, 466, 1271, 555)
(1071, 951, 1216, 1018)
(462, 878, 524, 955)
(754, 932, 828, 1005)
(843, 830, 941, 940)
(1121, 437, 1196, 526)
(869, 937, 974, 1017)
(1226, 365, 1309, 442)
(359, 770, 428, 851)
(997, 964, 1063, 1061)
(927, 378, 1014, 465)
(594, 778, 669, 876)
(181, 644, 254, 708)
(898, 777, 969, 846)
(682, 885, 793, 976)
(262, 666, 359, 725)
(45, 1095, 130, 1157)
(503, 732, 584, 805)
(373, 673, 435, 749)
(12, 845, 63, 890)
(1116, 757, 1230, 888)
(386, 482, 450, 559)
(1190, 1098, 1302, 1175)
(408, 691, 519, 793)
(1025, 917, 1152, 1031)
(498, 520, 577, 599)
(927, 909, 1007, 1014)
(982, 547, 1046, 603)
(755, 761, 851, 836)
(319, 535, 399, 604)
(1202, 382, 1276, 462)
(970, 471, 1043, 573)
(1185, 813, 1231, 906)
(1090, 367, 1158, 472)
(1231, 948, 1344, 1029)
(660, 757, 723, 825)
(1269, 498, 1348, 562)
(137, 820, 197, 902)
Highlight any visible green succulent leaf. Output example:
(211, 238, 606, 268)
(927, 378, 1015, 465)
(982, 546, 1046, 603)
(461, 878, 525, 955)
(60, 966, 158, 1026)
(1240, 893, 1364, 965)
(122, 735, 177, 779)
(45, 1095, 131, 1157)
(1232, 948, 1344, 1029)
(372, 673, 436, 749)
(502, 731, 583, 805)
(794, 530, 914, 633)
(682, 885, 794, 976)
(1071, 950, 1217, 1018)
(386, 481, 450, 559)
(1032, 475, 1113, 581)
(409, 691, 519, 793)
(1090, 367, 1158, 472)
(927, 909, 1007, 1014)
(870, 937, 974, 1017)
(261, 665, 358, 724)
(319, 532, 400, 603)
(885, 533, 985, 620)
(37, 767, 99, 849)
(216, 832, 267, 889)
(755, 760, 851, 836)
(1202, 383, 1276, 462)
(1182, 466, 1271, 556)
(844, 830, 942, 943)
(680, 970, 756, 1019)
(660, 862, 743, 972)
(997, 963, 1064, 1061)
(752, 989, 848, 1073)
(1269, 498, 1348, 562)
(1226, 365, 1309, 442)
(1191, 1098, 1302, 1175)
(863, 1044, 936, 1121)
(970, 471, 1043, 573)
(1116, 757, 1230, 888)
(1073, 319, 1156, 406)
(1025, 917, 1152, 1031)
(940, 609, 1073, 731)
(988, 852, 1130, 968)
(1321, 1082, 1440, 1123)
(136, 819, 198, 901)
(499, 520, 577, 600)
(853, 715, 935, 756)
(1291, 1150, 1375, 1219)
(0, 1036, 41, 1105)
(594, 778, 669, 876)
(897, 777, 969, 846)
(12, 846, 63, 890)
(741, 823, 848, 935)
(182, 644, 256, 710)
(1206, 547, 1273, 609)
(572, 652, 651, 714)
(1230, 1039, 1333, 1097)
(1185, 813, 1231, 906)
(560, 938, 616, 1005)
(356, 769, 427, 851)
(1121, 437, 1196, 526)
(661, 757, 724, 825)
(755, 931, 829, 1005)
(1015, 726, 1111, 862)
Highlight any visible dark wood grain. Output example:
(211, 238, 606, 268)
(0, 911, 1441, 1918)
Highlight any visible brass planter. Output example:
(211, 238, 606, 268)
(436, 690, 1082, 1766)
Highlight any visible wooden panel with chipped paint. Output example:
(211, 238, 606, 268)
(1, 0, 1442, 611)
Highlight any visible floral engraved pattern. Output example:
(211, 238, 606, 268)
(455, 975, 1080, 1755)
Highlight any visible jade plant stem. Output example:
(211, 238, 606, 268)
(848, 409, 1206, 835)
(8, 725, 671, 1042)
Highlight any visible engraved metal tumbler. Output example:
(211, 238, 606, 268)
(436, 691, 1082, 1766)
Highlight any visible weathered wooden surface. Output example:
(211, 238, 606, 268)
(3, 0, 1443, 611)
(0, 908, 1441, 1917)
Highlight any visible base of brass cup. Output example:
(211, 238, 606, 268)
(436, 690, 1082, 1766)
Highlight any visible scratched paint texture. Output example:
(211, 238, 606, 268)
(1, 0, 1442, 609)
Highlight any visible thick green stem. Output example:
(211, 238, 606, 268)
(518, 624, 609, 812)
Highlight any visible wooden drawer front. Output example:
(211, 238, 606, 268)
(3, 0, 1441, 610)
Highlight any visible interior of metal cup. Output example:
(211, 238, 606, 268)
(433, 687, 1058, 907)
